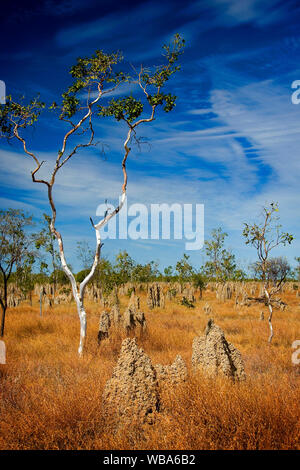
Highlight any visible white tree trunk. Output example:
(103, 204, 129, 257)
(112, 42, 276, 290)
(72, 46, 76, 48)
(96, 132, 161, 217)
(52, 192, 127, 356)
(75, 297, 87, 356)
(54, 234, 87, 356)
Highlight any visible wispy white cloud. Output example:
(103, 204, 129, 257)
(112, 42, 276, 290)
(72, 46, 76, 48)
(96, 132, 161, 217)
(2, 20, 300, 268)
(185, 0, 293, 27)
(55, 2, 170, 49)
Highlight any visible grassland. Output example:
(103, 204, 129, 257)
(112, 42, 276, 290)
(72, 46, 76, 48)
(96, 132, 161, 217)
(0, 286, 299, 450)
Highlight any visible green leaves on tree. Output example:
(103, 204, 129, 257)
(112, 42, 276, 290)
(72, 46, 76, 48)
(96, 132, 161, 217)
(0, 95, 45, 138)
(98, 96, 144, 123)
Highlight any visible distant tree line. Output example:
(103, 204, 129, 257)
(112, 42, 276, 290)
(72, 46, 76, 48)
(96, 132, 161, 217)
(0, 205, 297, 339)
(1, 209, 298, 292)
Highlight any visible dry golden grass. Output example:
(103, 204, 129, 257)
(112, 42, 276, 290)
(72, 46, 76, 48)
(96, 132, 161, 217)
(0, 287, 299, 450)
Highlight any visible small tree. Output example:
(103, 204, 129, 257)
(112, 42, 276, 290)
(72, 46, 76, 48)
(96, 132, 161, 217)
(0, 209, 35, 336)
(176, 253, 194, 285)
(204, 227, 237, 281)
(94, 257, 116, 296)
(251, 256, 291, 285)
(131, 261, 159, 283)
(192, 272, 207, 299)
(114, 250, 135, 285)
(0, 34, 185, 355)
(163, 265, 174, 282)
(15, 255, 35, 305)
(76, 241, 94, 271)
(243, 203, 293, 343)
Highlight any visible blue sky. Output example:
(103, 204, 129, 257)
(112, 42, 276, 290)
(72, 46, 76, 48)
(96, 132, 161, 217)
(1, 0, 300, 272)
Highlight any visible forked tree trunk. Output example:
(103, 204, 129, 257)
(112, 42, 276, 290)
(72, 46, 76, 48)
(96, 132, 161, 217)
(54, 234, 89, 356)
(58, 267, 87, 356)
(51, 192, 126, 356)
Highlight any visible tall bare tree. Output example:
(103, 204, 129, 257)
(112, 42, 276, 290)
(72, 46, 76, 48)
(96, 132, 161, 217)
(0, 34, 185, 355)
(243, 203, 293, 343)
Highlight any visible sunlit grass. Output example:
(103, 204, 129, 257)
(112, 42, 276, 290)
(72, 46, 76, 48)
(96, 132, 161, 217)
(0, 286, 299, 449)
